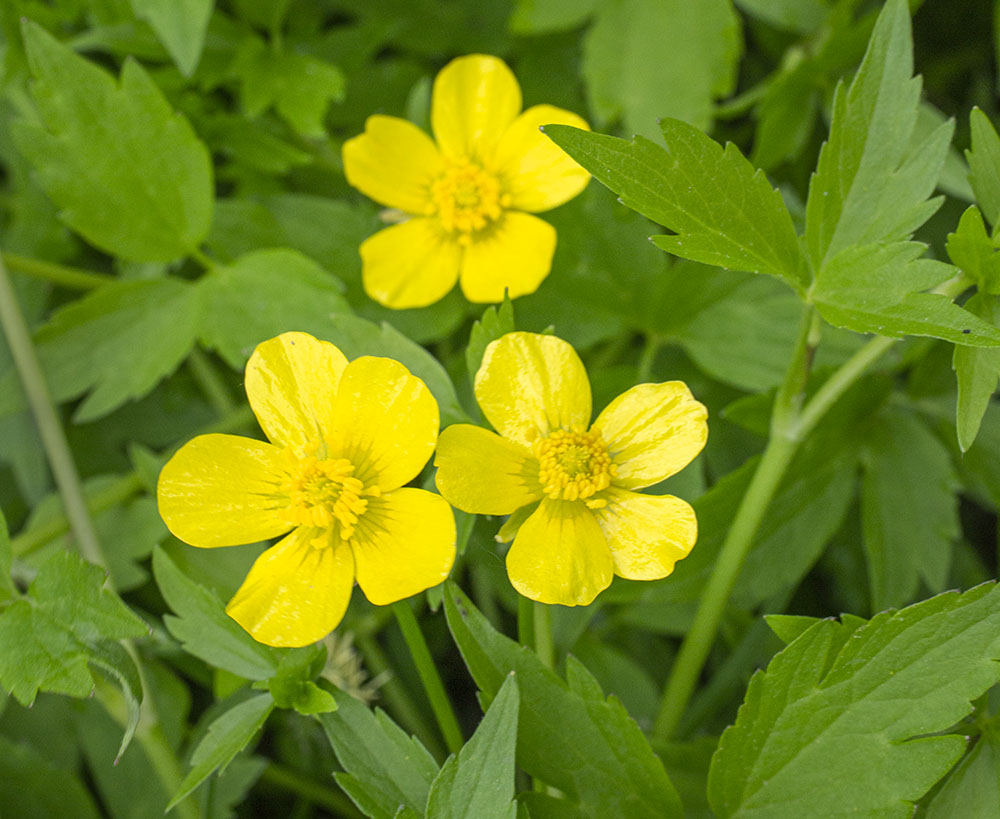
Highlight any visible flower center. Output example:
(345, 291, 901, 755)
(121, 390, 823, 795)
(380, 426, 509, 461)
(533, 428, 617, 506)
(280, 449, 380, 541)
(428, 161, 509, 239)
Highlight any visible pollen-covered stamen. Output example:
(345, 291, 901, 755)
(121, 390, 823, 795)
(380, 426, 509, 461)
(533, 427, 617, 506)
(427, 160, 509, 238)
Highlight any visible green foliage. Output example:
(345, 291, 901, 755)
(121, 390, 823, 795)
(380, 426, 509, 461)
(0, 507, 13, 604)
(128, 0, 213, 77)
(465, 295, 515, 382)
(924, 725, 1000, 817)
(967, 107, 1000, 230)
(0, 735, 102, 819)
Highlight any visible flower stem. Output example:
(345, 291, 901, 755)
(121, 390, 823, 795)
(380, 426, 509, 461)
(517, 594, 534, 646)
(636, 333, 662, 384)
(533, 602, 554, 670)
(390, 600, 464, 755)
(2, 251, 114, 290)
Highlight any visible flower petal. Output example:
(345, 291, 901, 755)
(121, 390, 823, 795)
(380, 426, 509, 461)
(434, 424, 541, 515)
(594, 382, 708, 489)
(342, 115, 443, 213)
(326, 356, 439, 490)
(244, 332, 348, 453)
(494, 105, 590, 212)
(459, 212, 556, 302)
(226, 527, 355, 647)
(351, 488, 456, 605)
(595, 488, 697, 580)
(506, 498, 613, 606)
(157, 434, 292, 548)
(361, 218, 462, 309)
(432, 54, 521, 162)
(474, 331, 591, 449)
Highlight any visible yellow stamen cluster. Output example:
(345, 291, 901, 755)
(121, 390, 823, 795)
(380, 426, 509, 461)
(533, 427, 616, 507)
(280, 448, 380, 540)
(428, 160, 509, 239)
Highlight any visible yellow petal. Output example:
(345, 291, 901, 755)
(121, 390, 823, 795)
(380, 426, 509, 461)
(361, 218, 462, 309)
(595, 487, 697, 580)
(506, 498, 612, 606)
(431, 54, 522, 162)
(459, 212, 556, 302)
(157, 434, 292, 548)
(594, 382, 708, 489)
(244, 332, 348, 453)
(434, 424, 541, 515)
(494, 105, 590, 212)
(326, 356, 439, 490)
(226, 527, 355, 647)
(474, 331, 591, 449)
(342, 115, 443, 213)
(351, 488, 456, 605)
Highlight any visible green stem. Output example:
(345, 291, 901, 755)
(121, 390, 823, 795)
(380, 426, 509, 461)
(188, 247, 217, 271)
(636, 333, 662, 384)
(2, 252, 113, 290)
(533, 602, 555, 670)
(391, 600, 464, 755)
(259, 763, 363, 818)
(0, 254, 104, 567)
(517, 594, 534, 647)
(187, 348, 236, 417)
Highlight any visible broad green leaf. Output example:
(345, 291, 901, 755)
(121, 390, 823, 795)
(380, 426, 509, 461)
(444, 583, 683, 819)
(508, 0, 598, 34)
(804, 0, 949, 268)
(953, 293, 1000, 451)
(426, 674, 519, 819)
(709, 584, 1000, 817)
(0, 505, 13, 604)
(14, 22, 213, 262)
(581, 0, 741, 137)
(168, 692, 274, 810)
(465, 296, 515, 383)
(924, 728, 1000, 817)
(946, 205, 1000, 294)
(320, 687, 439, 819)
(198, 248, 351, 368)
(0, 735, 102, 819)
(861, 411, 960, 610)
(967, 107, 1000, 230)
(152, 546, 278, 681)
(129, 0, 213, 76)
(543, 121, 808, 290)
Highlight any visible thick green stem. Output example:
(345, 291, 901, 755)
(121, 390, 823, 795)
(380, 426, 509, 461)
(391, 600, 464, 755)
(259, 763, 364, 818)
(2, 252, 114, 290)
(533, 602, 554, 670)
(517, 594, 534, 646)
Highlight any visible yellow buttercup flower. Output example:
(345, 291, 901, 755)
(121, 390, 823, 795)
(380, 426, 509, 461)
(157, 332, 456, 647)
(342, 54, 590, 309)
(434, 332, 707, 607)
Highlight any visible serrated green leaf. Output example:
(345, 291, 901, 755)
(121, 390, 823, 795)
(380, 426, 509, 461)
(946, 205, 1000, 293)
(444, 583, 683, 818)
(924, 727, 1000, 817)
(968, 107, 1000, 230)
(320, 687, 440, 819)
(953, 293, 1000, 451)
(129, 0, 213, 76)
(198, 248, 352, 368)
(764, 614, 825, 646)
(426, 674, 519, 819)
(263, 643, 337, 716)
(465, 296, 515, 383)
(709, 584, 1000, 817)
(0, 735, 102, 819)
(543, 121, 808, 291)
(168, 692, 274, 810)
(14, 22, 213, 262)
(86, 640, 144, 762)
(152, 546, 278, 681)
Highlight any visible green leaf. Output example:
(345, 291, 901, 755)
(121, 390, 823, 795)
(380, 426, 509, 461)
(128, 0, 213, 76)
(581, 0, 741, 136)
(86, 639, 146, 762)
(168, 692, 274, 810)
(0, 506, 13, 604)
(967, 107, 1000, 230)
(198, 248, 352, 368)
(263, 644, 337, 716)
(946, 205, 1000, 294)
(543, 120, 808, 291)
(426, 673, 519, 819)
(804, 0, 949, 268)
(924, 728, 1000, 817)
(14, 22, 213, 262)
(764, 614, 825, 646)
(953, 293, 1000, 451)
(444, 583, 683, 819)
(152, 546, 278, 681)
(0, 735, 102, 819)
(508, 0, 598, 34)
(465, 295, 515, 383)
(734, 0, 828, 33)
(861, 411, 960, 611)
(319, 687, 440, 819)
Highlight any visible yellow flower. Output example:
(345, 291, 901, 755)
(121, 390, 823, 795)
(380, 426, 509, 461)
(434, 332, 707, 606)
(157, 332, 456, 647)
(342, 54, 590, 309)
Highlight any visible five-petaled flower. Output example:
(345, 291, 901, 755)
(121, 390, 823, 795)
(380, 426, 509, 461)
(157, 332, 456, 647)
(342, 54, 590, 309)
(434, 332, 707, 606)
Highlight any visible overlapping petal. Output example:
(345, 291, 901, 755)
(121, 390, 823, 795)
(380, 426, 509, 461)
(434, 424, 541, 515)
(474, 331, 591, 448)
(594, 382, 708, 489)
(157, 434, 292, 548)
(342, 115, 443, 214)
(432, 54, 521, 162)
(226, 527, 355, 647)
(360, 218, 463, 309)
(325, 356, 439, 490)
(244, 332, 348, 453)
(595, 487, 697, 580)
(506, 498, 613, 606)
(351, 488, 456, 605)
(459, 212, 556, 303)
(494, 105, 591, 212)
